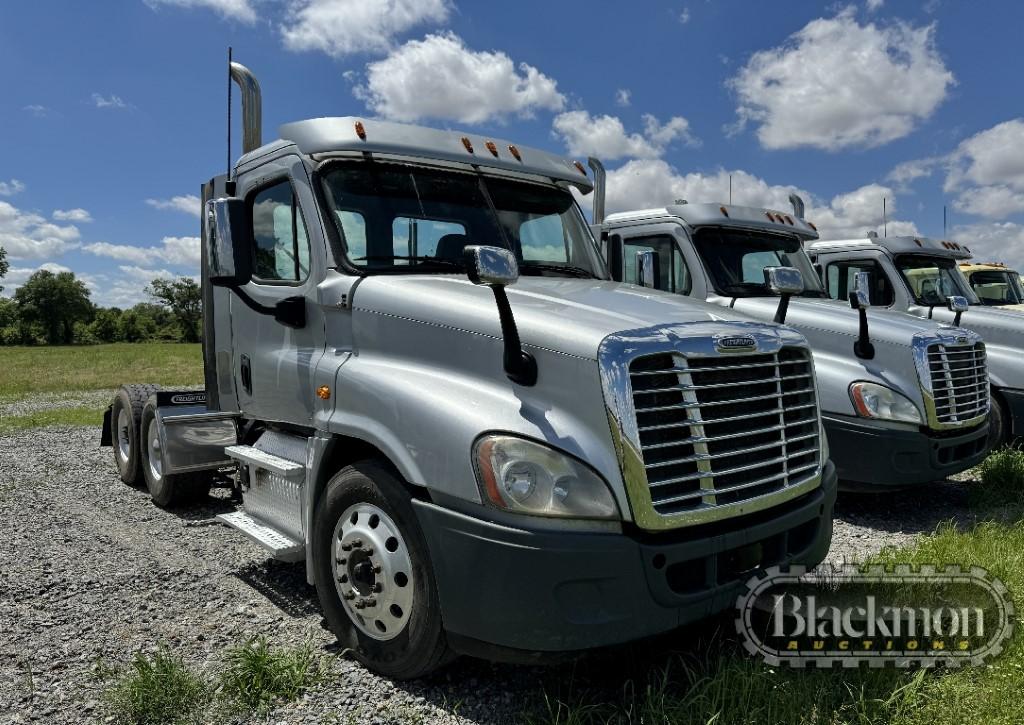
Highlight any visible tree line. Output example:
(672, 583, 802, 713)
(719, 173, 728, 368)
(0, 252, 201, 346)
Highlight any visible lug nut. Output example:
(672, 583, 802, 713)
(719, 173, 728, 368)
(363, 597, 377, 607)
(341, 544, 352, 552)
(351, 538, 364, 548)
(344, 591, 356, 600)
(354, 601, 365, 609)
(363, 547, 374, 556)
(372, 564, 382, 574)
(372, 583, 383, 593)
(336, 557, 347, 565)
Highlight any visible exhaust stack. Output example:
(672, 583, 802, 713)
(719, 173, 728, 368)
(588, 157, 606, 225)
(789, 193, 805, 219)
(229, 61, 262, 154)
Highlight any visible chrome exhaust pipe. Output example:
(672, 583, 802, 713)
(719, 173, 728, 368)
(229, 61, 262, 154)
(588, 157, 606, 225)
(789, 193, 805, 219)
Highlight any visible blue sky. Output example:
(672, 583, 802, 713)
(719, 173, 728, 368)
(3, 0, 1024, 306)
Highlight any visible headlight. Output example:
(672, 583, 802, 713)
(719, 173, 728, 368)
(473, 435, 620, 520)
(849, 382, 922, 425)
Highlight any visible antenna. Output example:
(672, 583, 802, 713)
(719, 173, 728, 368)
(227, 46, 233, 179)
(943, 205, 947, 236)
(883, 197, 887, 238)
(729, 174, 733, 205)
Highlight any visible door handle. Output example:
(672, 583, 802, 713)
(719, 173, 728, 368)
(240, 354, 252, 395)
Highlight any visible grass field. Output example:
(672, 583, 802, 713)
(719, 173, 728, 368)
(0, 343, 203, 399)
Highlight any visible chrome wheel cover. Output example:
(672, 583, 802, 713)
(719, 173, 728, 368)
(333, 503, 414, 641)
(147, 419, 163, 482)
(115, 408, 131, 464)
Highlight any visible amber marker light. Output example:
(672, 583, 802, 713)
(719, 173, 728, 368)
(808, 221, 818, 231)
(485, 140, 499, 157)
(316, 386, 331, 400)
(354, 121, 366, 140)
(474, 438, 505, 508)
(461, 136, 474, 153)
(508, 144, 522, 161)
(720, 206, 730, 217)
(573, 160, 587, 176)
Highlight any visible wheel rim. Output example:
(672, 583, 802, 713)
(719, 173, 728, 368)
(115, 408, 131, 464)
(333, 503, 414, 641)
(147, 420, 163, 481)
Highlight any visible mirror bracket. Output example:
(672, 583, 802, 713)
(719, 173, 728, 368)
(764, 266, 804, 324)
(849, 271, 875, 359)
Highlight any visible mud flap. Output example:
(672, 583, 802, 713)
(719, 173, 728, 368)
(100, 406, 112, 447)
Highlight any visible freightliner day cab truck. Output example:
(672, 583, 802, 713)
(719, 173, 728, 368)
(591, 175, 990, 490)
(808, 235, 1024, 447)
(958, 262, 1024, 311)
(101, 62, 837, 678)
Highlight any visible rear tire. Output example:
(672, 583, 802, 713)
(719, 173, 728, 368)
(111, 384, 161, 487)
(312, 461, 450, 679)
(139, 402, 211, 508)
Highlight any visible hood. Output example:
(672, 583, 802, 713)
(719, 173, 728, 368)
(725, 296, 958, 347)
(912, 303, 1024, 350)
(352, 276, 779, 359)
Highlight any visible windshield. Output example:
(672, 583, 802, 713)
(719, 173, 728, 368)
(691, 227, 826, 298)
(894, 255, 977, 306)
(965, 269, 1024, 305)
(320, 162, 606, 278)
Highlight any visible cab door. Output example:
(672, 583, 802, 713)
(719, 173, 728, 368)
(230, 155, 327, 425)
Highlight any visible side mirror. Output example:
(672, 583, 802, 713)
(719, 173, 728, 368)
(764, 266, 803, 324)
(849, 272, 875, 359)
(636, 250, 660, 289)
(947, 295, 969, 326)
(849, 271, 872, 310)
(206, 198, 252, 287)
(464, 245, 537, 387)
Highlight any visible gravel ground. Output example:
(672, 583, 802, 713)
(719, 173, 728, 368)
(0, 390, 117, 418)
(0, 406, 983, 724)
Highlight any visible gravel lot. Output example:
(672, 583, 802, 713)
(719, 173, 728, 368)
(0, 405, 982, 724)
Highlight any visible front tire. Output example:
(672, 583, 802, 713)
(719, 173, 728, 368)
(312, 461, 450, 679)
(989, 392, 1009, 450)
(111, 384, 161, 487)
(139, 402, 210, 508)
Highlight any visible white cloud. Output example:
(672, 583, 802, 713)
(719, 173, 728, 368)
(143, 0, 256, 23)
(945, 119, 1024, 193)
(887, 157, 941, 187)
(0, 179, 25, 196)
(593, 159, 916, 239)
(82, 236, 201, 268)
(951, 222, 1024, 271)
(866, 0, 884, 11)
(615, 89, 631, 107)
(354, 32, 565, 123)
(728, 9, 953, 150)
(92, 93, 129, 109)
(0, 200, 81, 260)
(281, 0, 449, 57)
(678, 7, 690, 24)
(953, 186, 1024, 219)
(552, 111, 698, 161)
(146, 194, 202, 218)
(52, 208, 93, 223)
(22, 105, 48, 117)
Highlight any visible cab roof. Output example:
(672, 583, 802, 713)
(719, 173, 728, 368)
(960, 262, 1019, 273)
(603, 202, 819, 240)
(247, 116, 595, 192)
(808, 235, 974, 260)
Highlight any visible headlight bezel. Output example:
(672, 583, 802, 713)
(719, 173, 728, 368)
(472, 434, 621, 521)
(849, 381, 923, 425)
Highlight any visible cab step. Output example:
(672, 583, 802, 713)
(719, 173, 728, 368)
(216, 510, 304, 562)
(225, 444, 304, 479)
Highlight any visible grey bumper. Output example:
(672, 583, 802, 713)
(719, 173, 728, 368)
(412, 462, 836, 658)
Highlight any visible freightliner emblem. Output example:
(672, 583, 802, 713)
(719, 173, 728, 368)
(715, 334, 758, 352)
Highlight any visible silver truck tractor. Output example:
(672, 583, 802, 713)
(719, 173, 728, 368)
(808, 234, 1024, 447)
(593, 174, 990, 490)
(101, 61, 837, 679)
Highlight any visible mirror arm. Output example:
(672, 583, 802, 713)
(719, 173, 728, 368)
(953, 309, 963, 326)
(850, 296, 875, 360)
(491, 285, 537, 386)
(229, 286, 306, 329)
(774, 294, 792, 324)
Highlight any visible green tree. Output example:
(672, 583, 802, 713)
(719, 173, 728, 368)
(146, 277, 202, 343)
(89, 307, 123, 342)
(118, 307, 157, 342)
(0, 245, 8, 293)
(13, 270, 93, 344)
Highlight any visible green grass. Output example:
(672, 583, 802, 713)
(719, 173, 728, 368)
(0, 406, 104, 433)
(218, 637, 327, 714)
(525, 447, 1024, 725)
(0, 343, 202, 398)
(104, 648, 209, 725)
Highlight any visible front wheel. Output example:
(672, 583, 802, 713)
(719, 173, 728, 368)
(989, 393, 1010, 450)
(312, 461, 450, 679)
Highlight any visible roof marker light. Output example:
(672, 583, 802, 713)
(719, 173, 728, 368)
(485, 141, 499, 157)
(720, 206, 730, 217)
(354, 121, 366, 140)
(573, 160, 587, 176)
(765, 211, 774, 222)
(914, 239, 923, 247)
(461, 136, 474, 153)
(964, 246, 971, 253)
(508, 144, 522, 161)
(785, 215, 794, 225)
(808, 221, 817, 231)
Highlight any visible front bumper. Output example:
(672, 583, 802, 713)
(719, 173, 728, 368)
(413, 461, 836, 658)
(823, 415, 989, 488)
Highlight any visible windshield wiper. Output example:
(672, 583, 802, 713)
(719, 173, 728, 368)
(719, 282, 768, 295)
(519, 262, 596, 278)
(354, 255, 465, 269)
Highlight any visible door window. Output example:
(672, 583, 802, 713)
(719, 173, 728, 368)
(825, 259, 894, 306)
(250, 180, 311, 283)
(622, 235, 691, 293)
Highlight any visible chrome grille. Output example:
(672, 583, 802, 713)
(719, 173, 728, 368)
(926, 342, 988, 424)
(629, 348, 820, 517)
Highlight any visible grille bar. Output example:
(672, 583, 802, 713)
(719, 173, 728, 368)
(925, 342, 989, 426)
(629, 348, 821, 517)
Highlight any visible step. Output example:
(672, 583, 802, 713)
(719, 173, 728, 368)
(225, 445, 305, 479)
(216, 511, 305, 562)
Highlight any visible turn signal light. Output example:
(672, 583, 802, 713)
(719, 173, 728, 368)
(316, 386, 331, 400)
